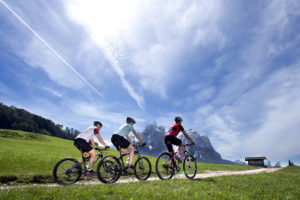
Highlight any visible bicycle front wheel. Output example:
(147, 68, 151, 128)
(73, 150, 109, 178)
(97, 155, 120, 184)
(183, 154, 197, 179)
(155, 152, 175, 180)
(134, 157, 152, 180)
(53, 158, 82, 185)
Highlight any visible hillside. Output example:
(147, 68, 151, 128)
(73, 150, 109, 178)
(0, 129, 258, 184)
(0, 103, 78, 140)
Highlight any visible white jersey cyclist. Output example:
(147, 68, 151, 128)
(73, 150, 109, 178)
(76, 126, 100, 143)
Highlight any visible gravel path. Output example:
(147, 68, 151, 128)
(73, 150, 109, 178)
(0, 168, 282, 190)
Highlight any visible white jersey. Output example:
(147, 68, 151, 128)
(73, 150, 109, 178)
(76, 126, 99, 143)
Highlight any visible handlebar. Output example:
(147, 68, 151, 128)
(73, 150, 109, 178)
(95, 147, 108, 152)
(133, 143, 146, 148)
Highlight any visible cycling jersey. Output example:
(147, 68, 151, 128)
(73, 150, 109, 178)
(75, 126, 99, 143)
(165, 123, 184, 137)
(114, 124, 134, 136)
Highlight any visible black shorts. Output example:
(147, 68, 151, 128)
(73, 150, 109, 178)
(165, 135, 182, 152)
(111, 134, 130, 151)
(74, 138, 93, 153)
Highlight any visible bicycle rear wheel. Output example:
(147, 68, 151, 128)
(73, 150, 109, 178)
(183, 154, 197, 179)
(134, 157, 151, 180)
(97, 155, 120, 183)
(53, 158, 82, 185)
(155, 152, 175, 180)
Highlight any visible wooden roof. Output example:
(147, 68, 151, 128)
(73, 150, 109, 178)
(245, 156, 267, 161)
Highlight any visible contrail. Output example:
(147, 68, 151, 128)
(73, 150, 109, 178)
(0, 0, 103, 99)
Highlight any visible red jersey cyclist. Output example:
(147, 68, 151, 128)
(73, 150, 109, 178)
(165, 116, 195, 161)
(74, 121, 110, 173)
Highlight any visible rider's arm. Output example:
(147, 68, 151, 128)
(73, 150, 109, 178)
(126, 134, 132, 144)
(95, 133, 108, 147)
(182, 130, 195, 144)
(131, 129, 144, 144)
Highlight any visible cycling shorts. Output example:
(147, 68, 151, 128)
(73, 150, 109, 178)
(74, 138, 93, 153)
(165, 135, 182, 152)
(111, 134, 130, 151)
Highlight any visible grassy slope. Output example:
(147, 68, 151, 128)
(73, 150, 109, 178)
(0, 129, 257, 183)
(1, 167, 299, 199)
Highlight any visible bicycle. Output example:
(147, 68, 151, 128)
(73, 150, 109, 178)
(53, 147, 107, 185)
(97, 144, 151, 183)
(155, 144, 197, 180)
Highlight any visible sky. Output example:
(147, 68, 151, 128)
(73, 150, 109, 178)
(0, 0, 299, 165)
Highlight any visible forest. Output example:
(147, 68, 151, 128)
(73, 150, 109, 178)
(0, 103, 79, 140)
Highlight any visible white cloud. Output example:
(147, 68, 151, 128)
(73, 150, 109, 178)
(42, 87, 62, 98)
(65, 0, 226, 103)
(19, 38, 84, 89)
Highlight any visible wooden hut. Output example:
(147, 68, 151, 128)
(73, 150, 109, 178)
(245, 156, 266, 167)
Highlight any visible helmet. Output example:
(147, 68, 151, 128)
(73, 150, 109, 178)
(126, 117, 136, 124)
(94, 121, 103, 127)
(174, 116, 183, 123)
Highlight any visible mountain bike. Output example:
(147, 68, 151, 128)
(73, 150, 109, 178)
(53, 147, 107, 185)
(97, 144, 151, 183)
(155, 144, 197, 180)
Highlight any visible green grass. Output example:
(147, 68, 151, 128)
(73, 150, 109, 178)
(1, 167, 299, 200)
(0, 129, 257, 184)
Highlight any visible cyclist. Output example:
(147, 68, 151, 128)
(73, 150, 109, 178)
(74, 121, 110, 173)
(111, 117, 146, 169)
(165, 116, 195, 162)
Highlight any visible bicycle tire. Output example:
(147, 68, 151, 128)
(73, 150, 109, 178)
(53, 158, 82, 185)
(183, 154, 197, 179)
(134, 157, 152, 180)
(97, 155, 120, 183)
(155, 152, 175, 180)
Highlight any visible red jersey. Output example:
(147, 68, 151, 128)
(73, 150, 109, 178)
(165, 123, 185, 137)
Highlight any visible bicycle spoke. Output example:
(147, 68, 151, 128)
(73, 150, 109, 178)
(156, 152, 175, 180)
(134, 157, 151, 180)
(53, 158, 81, 185)
(183, 155, 197, 179)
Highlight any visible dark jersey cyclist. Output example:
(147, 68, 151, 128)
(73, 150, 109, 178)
(165, 116, 195, 160)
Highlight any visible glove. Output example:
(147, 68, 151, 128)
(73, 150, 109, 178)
(105, 146, 110, 150)
(142, 142, 146, 147)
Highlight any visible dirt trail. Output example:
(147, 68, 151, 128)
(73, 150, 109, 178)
(0, 168, 282, 190)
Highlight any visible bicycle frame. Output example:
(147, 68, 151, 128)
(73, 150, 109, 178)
(80, 147, 106, 171)
(117, 144, 143, 173)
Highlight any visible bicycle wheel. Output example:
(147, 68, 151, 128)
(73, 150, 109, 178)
(134, 157, 152, 180)
(97, 155, 120, 183)
(155, 152, 175, 180)
(183, 154, 197, 179)
(53, 158, 82, 185)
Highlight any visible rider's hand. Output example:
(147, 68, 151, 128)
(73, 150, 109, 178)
(105, 146, 110, 150)
(142, 142, 146, 147)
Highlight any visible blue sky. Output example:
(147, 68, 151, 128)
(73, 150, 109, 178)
(0, 0, 300, 165)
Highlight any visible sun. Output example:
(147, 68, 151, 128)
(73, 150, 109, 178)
(67, 0, 138, 44)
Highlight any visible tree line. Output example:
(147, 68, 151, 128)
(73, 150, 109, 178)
(0, 103, 79, 140)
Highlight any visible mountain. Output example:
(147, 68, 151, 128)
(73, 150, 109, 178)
(133, 122, 235, 164)
(234, 160, 247, 165)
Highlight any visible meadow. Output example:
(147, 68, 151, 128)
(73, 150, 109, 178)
(0, 129, 258, 184)
(0, 167, 299, 199)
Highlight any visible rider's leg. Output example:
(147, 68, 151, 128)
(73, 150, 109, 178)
(78, 152, 89, 163)
(121, 148, 128, 154)
(87, 149, 96, 168)
(178, 143, 185, 157)
(128, 144, 134, 165)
